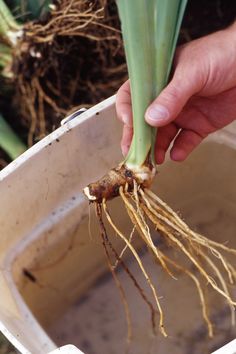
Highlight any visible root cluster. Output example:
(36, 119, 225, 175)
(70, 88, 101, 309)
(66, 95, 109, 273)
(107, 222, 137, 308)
(11, 0, 126, 145)
(94, 181, 236, 339)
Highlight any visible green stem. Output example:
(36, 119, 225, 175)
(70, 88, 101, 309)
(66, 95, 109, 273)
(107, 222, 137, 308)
(0, 0, 21, 45)
(0, 114, 27, 160)
(117, 0, 187, 168)
(0, 43, 12, 77)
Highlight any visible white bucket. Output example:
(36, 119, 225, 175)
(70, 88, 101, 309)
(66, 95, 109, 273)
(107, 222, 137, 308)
(0, 95, 235, 354)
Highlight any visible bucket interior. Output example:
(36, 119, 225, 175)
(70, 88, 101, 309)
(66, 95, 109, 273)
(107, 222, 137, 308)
(11, 141, 236, 354)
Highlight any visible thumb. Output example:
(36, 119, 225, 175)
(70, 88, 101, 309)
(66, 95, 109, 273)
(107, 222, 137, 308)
(145, 72, 201, 127)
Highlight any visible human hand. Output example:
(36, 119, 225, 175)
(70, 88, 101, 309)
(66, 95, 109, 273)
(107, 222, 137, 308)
(116, 23, 236, 164)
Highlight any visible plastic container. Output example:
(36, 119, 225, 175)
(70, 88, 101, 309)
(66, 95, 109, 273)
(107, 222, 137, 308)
(212, 339, 236, 354)
(0, 95, 235, 354)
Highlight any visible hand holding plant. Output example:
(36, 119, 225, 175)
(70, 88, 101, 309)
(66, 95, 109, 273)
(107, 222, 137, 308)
(84, 1, 236, 338)
(117, 22, 236, 163)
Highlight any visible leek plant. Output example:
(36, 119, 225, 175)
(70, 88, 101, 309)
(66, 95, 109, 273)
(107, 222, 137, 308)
(84, 0, 187, 200)
(118, 0, 186, 175)
(84, 0, 236, 339)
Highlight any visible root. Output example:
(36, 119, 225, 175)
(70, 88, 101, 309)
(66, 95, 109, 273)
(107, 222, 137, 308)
(159, 251, 213, 337)
(102, 200, 167, 337)
(12, 0, 127, 144)
(142, 202, 236, 306)
(140, 189, 234, 285)
(84, 165, 135, 203)
(113, 226, 135, 270)
(120, 186, 177, 281)
(198, 249, 235, 326)
(96, 203, 132, 342)
(145, 189, 236, 255)
(84, 162, 155, 203)
(85, 170, 236, 337)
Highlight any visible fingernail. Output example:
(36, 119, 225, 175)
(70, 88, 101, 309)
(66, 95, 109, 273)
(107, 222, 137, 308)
(146, 104, 169, 123)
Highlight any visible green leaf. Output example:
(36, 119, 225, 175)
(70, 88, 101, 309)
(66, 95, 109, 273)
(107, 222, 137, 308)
(116, 0, 187, 167)
(0, 0, 20, 40)
(0, 44, 12, 78)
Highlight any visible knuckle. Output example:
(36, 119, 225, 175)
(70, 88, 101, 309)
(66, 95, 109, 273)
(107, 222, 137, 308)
(163, 85, 180, 103)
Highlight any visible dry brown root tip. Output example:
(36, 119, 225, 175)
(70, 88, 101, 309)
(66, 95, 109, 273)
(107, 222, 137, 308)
(83, 163, 156, 203)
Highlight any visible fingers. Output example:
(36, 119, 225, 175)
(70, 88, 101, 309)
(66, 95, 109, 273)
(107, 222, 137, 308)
(145, 71, 202, 128)
(170, 129, 204, 162)
(116, 80, 133, 157)
(116, 80, 133, 127)
(144, 39, 207, 128)
(121, 124, 133, 157)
